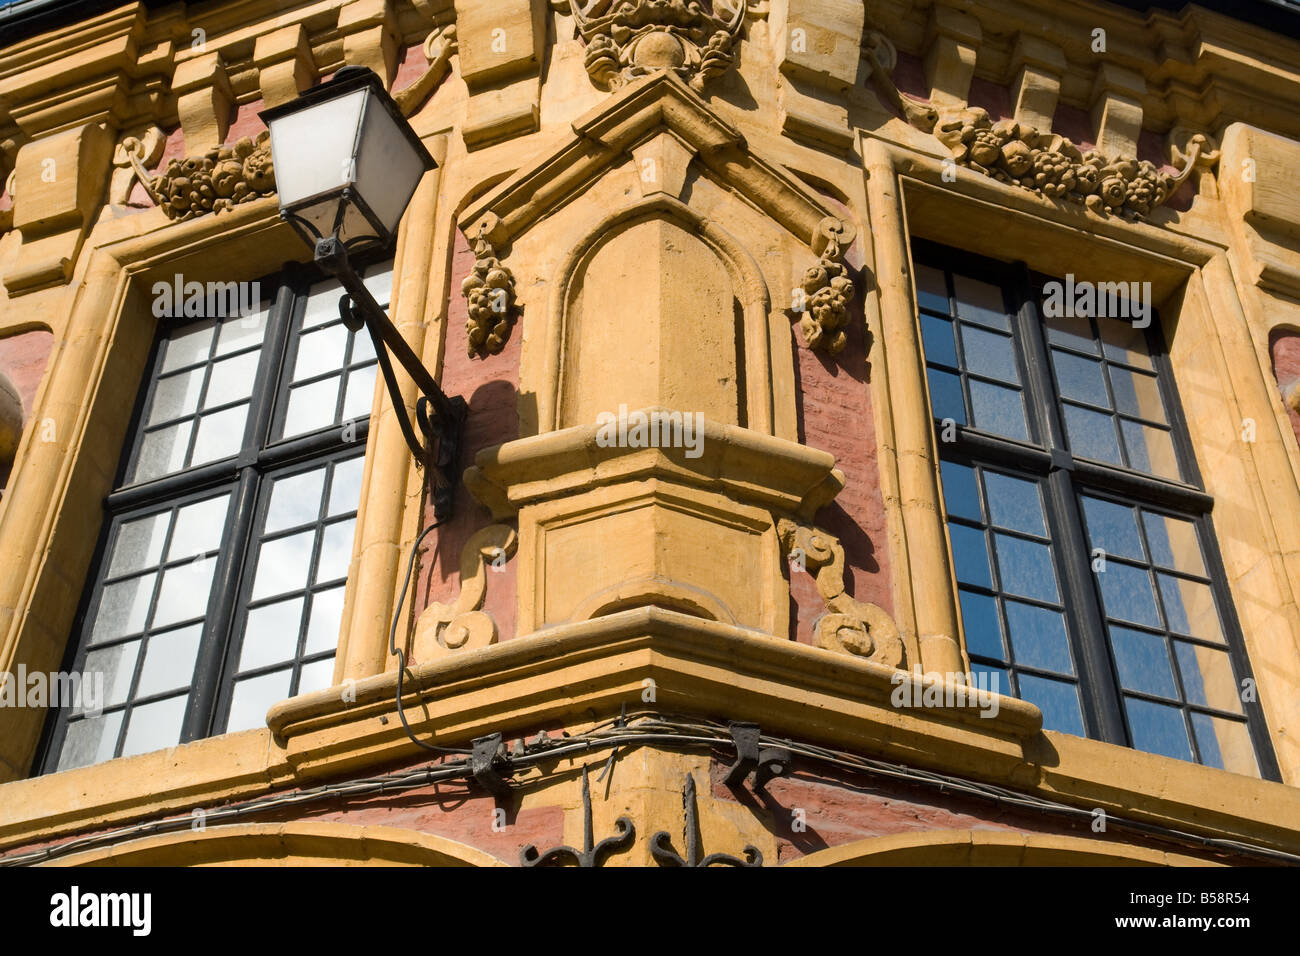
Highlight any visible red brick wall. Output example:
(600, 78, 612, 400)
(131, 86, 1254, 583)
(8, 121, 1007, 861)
(410, 228, 521, 648)
(789, 203, 894, 647)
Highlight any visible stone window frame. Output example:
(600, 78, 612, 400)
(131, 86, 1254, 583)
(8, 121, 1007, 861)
(861, 132, 1300, 785)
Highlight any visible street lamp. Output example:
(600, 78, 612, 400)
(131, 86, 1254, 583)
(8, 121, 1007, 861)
(260, 65, 466, 518)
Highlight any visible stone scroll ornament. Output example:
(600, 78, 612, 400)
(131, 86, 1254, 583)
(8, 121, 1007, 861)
(130, 131, 276, 221)
(412, 524, 517, 658)
(778, 518, 904, 669)
(571, 0, 747, 92)
(934, 108, 1217, 223)
(463, 223, 519, 358)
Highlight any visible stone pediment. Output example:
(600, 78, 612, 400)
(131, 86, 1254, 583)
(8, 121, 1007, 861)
(458, 70, 852, 258)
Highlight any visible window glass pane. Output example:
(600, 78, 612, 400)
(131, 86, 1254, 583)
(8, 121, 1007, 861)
(993, 534, 1058, 603)
(82, 641, 140, 709)
(298, 658, 336, 696)
(1142, 512, 1206, 577)
(1063, 404, 1121, 464)
(190, 405, 249, 465)
(133, 422, 193, 483)
(215, 308, 269, 355)
(305, 587, 346, 655)
(1109, 626, 1176, 698)
(1051, 351, 1108, 407)
(91, 574, 155, 644)
(1080, 496, 1144, 562)
(160, 318, 216, 372)
(1120, 420, 1180, 481)
(1190, 714, 1257, 776)
(968, 380, 1028, 440)
(295, 324, 350, 381)
(1109, 366, 1165, 422)
(364, 263, 394, 306)
(148, 368, 204, 425)
(949, 524, 992, 589)
(108, 513, 169, 578)
(1018, 674, 1084, 737)
(227, 669, 293, 733)
(342, 364, 377, 420)
(315, 519, 357, 584)
(57, 713, 124, 772)
(328, 457, 366, 517)
(1098, 317, 1154, 370)
(1173, 641, 1241, 714)
(926, 368, 965, 426)
(135, 625, 202, 698)
(152, 557, 216, 629)
(952, 274, 1009, 330)
(1097, 561, 1160, 628)
(120, 694, 188, 758)
(302, 278, 344, 330)
(1044, 310, 1098, 354)
(913, 264, 949, 314)
(266, 468, 326, 533)
(1125, 697, 1193, 761)
(240, 597, 305, 672)
(939, 461, 981, 523)
(1004, 601, 1072, 674)
(252, 531, 315, 600)
(283, 377, 341, 437)
(984, 472, 1045, 536)
(168, 494, 230, 561)
(1157, 574, 1224, 643)
(204, 351, 261, 408)
(921, 313, 957, 368)
(960, 325, 1019, 382)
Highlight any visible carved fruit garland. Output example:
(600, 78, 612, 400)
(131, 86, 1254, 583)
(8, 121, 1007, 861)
(572, 0, 746, 92)
(131, 131, 277, 221)
(934, 107, 1212, 222)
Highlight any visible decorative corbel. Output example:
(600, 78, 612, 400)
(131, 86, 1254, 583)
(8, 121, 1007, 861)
(462, 214, 519, 358)
(778, 517, 904, 669)
(795, 217, 857, 355)
(109, 126, 166, 206)
(1169, 127, 1221, 202)
(394, 24, 458, 118)
(411, 524, 517, 658)
(862, 30, 939, 133)
(0, 138, 19, 234)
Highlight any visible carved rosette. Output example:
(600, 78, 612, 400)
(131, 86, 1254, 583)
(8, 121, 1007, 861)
(778, 519, 903, 669)
(934, 108, 1212, 222)
(463, 229, 519, 358)
(141, 131, 276, 222)
(572, 0, 746, 92)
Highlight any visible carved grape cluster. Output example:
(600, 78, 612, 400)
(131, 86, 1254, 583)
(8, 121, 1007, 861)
(798, 256, 855, 355)
(462, 241, 517, 358)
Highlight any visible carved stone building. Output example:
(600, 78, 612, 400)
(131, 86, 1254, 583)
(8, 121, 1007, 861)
(1, 0, 1300, 867)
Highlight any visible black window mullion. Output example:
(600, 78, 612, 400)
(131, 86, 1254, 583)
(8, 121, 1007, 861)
(1015, 264, 1129, 745)
(182, 468, 261, 742)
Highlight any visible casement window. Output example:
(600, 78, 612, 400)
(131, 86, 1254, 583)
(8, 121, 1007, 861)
(914, 240, 1279, 780)
(38, 259, 391, 773)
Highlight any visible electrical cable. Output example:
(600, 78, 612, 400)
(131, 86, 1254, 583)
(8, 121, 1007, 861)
(387, 516, 469, 756)
(6, 714, 1298, 867)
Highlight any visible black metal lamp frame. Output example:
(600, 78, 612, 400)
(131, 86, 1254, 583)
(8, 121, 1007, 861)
(263, 66, 466, 518)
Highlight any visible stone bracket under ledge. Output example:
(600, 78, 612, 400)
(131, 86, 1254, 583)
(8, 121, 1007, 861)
(464, 410, 846, 638)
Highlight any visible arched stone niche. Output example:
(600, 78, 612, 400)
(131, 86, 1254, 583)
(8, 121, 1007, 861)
(543, 195, 789, 438)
